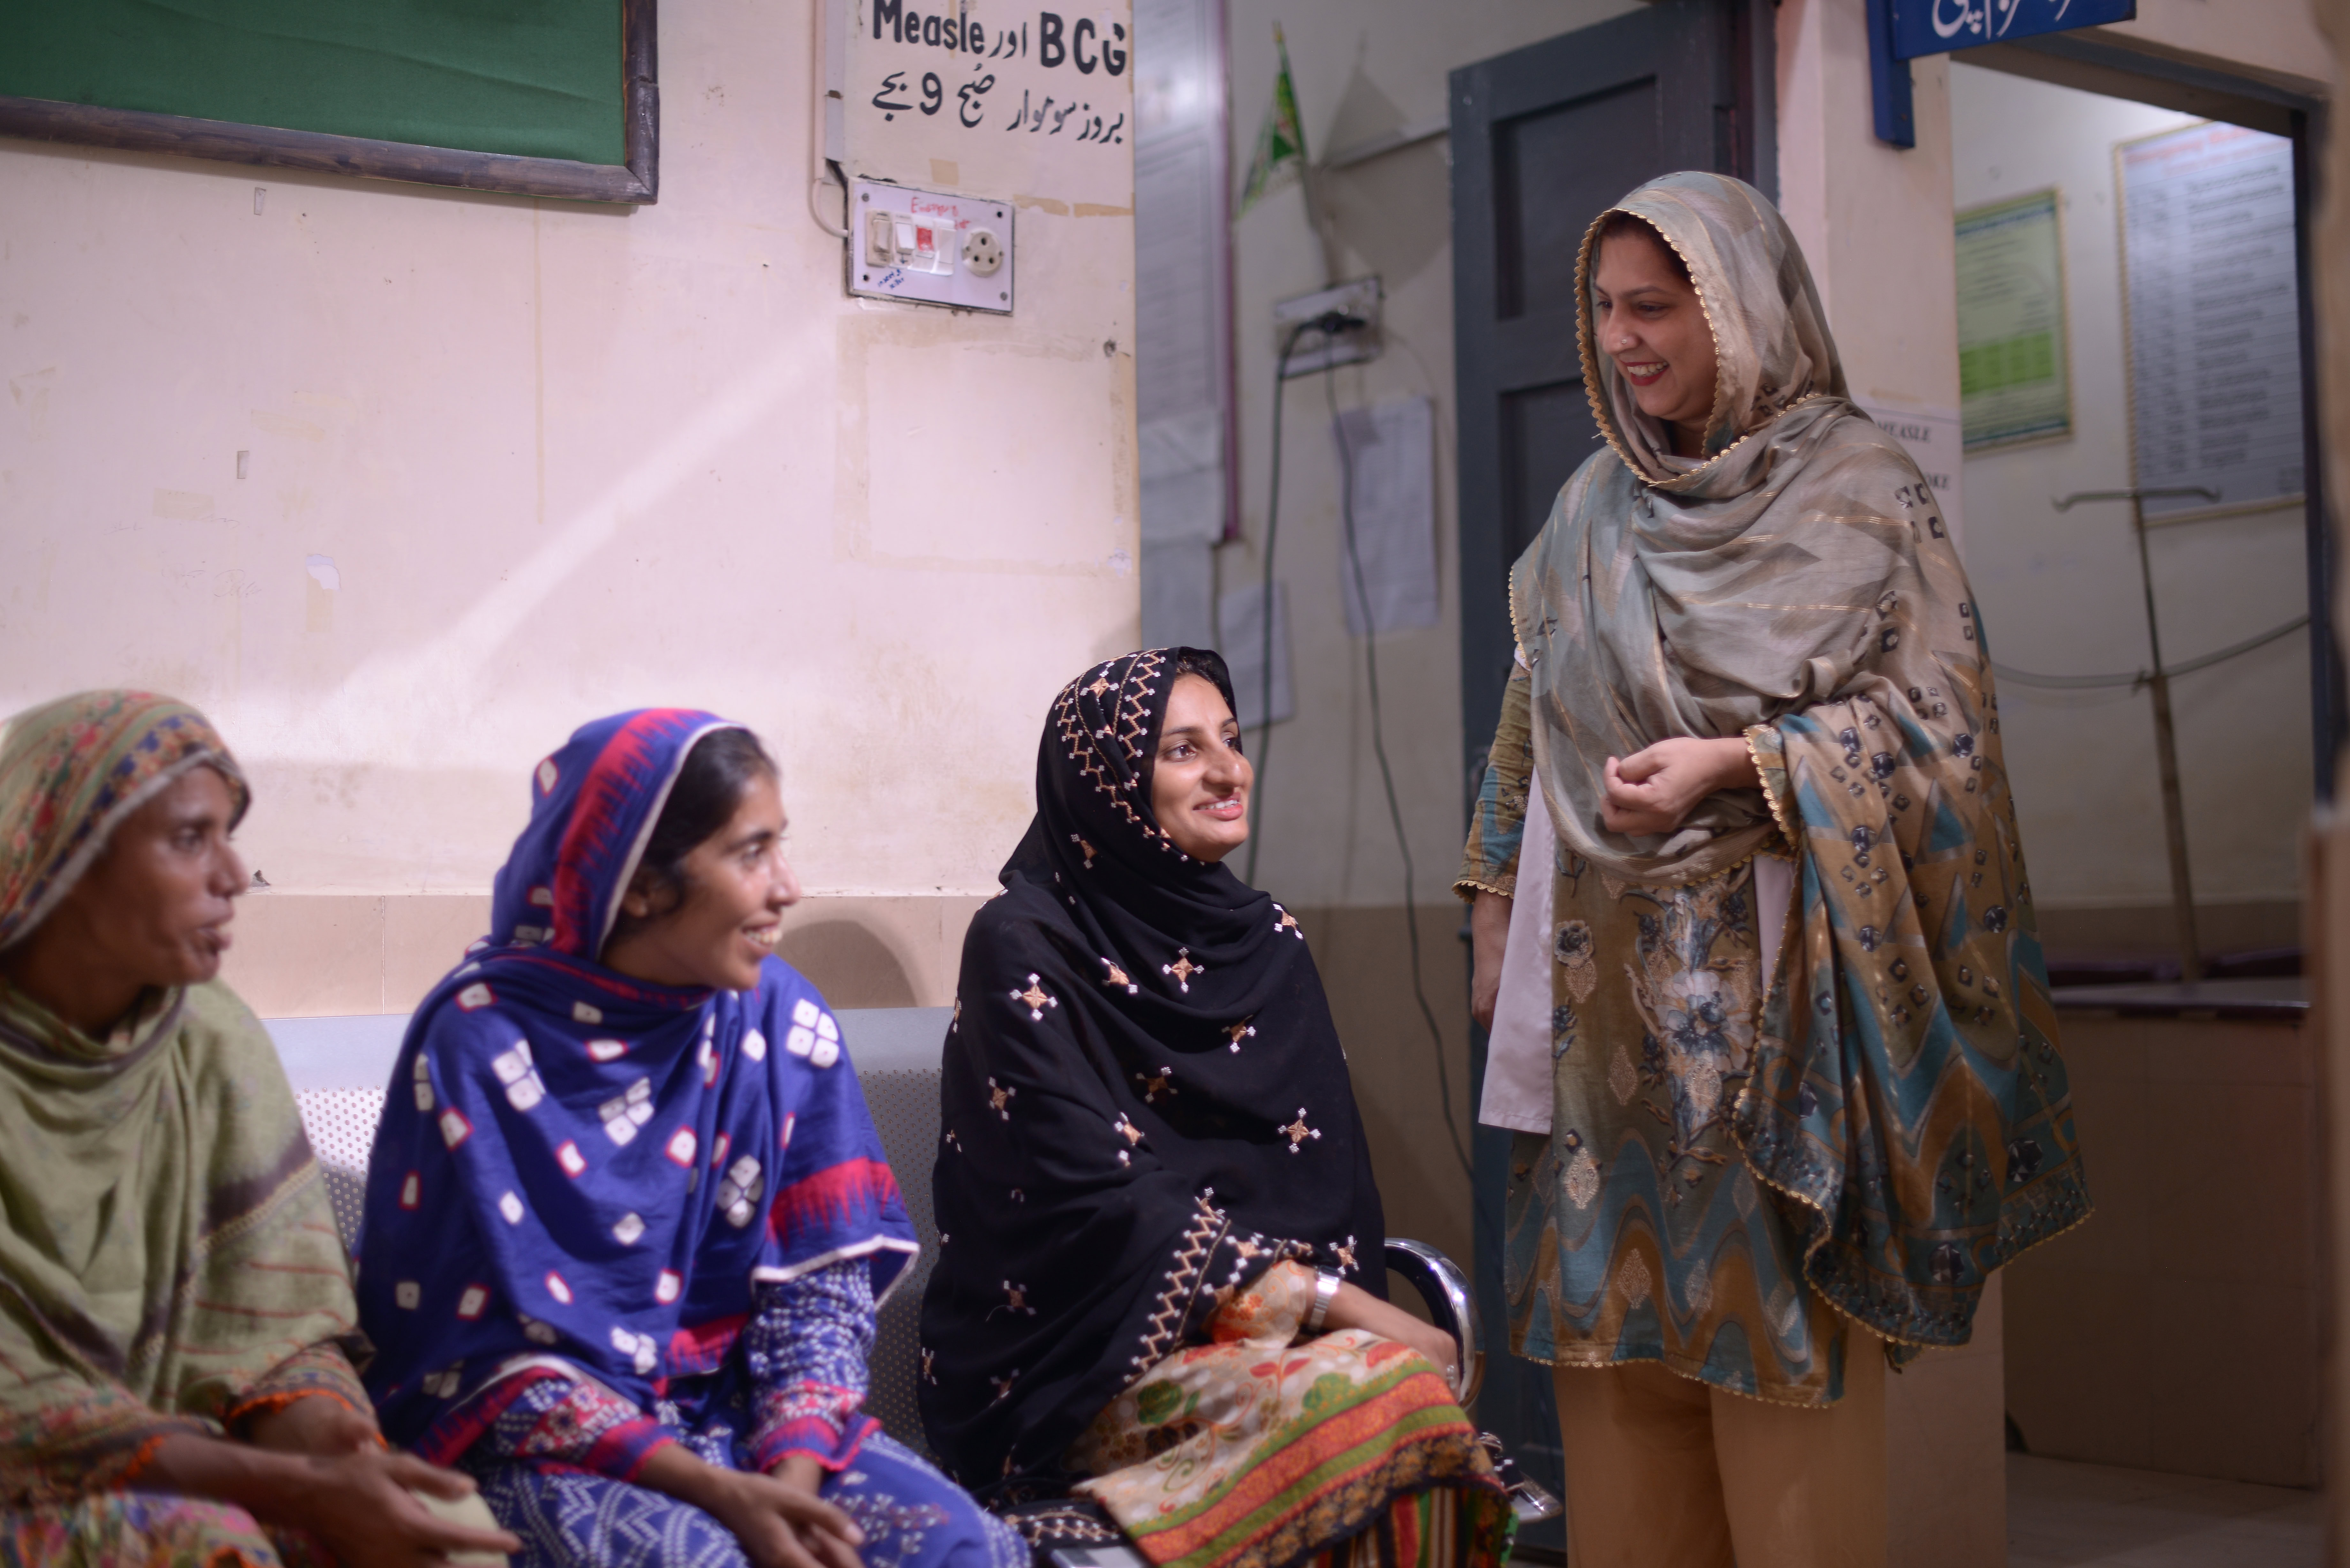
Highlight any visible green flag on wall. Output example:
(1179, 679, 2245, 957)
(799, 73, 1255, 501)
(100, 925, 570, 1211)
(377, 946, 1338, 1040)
(1236, 25, 1306, 219)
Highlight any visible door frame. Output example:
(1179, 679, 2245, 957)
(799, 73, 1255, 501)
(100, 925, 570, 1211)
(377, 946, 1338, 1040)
(1445, 7, 1777, 1550)
(1953, 30, 2340, 798)
(1450, 0, 1777, 801)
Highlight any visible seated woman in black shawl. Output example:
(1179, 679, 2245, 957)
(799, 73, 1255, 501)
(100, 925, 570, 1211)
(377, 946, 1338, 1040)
(920, 650, 1511, 1568)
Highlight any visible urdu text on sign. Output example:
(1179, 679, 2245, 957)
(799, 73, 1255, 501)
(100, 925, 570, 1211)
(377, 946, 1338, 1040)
(838, 1, 1136, 209)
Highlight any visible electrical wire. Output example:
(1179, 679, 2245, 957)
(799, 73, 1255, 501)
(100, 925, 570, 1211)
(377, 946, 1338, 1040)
(1324, 361, 1475, 1185)
(1242, 320, 1323, 889)
(1992, 614, 2309, 691)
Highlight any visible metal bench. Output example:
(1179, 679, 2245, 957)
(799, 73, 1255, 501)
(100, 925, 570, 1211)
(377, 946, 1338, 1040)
(275, 1009, 1520, 1535)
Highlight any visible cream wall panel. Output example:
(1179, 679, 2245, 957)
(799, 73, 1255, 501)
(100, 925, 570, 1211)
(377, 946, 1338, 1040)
(0, 0, 1138, 922)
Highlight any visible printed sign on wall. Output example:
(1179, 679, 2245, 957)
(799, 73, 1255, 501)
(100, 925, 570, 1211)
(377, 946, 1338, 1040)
(2119, 122, 2306, 521)
(832, 0, 1136, 208)
(1956, 189, 2071, 451)
(1887, 0, 2135, 59)
(1859, 402, 1967, 551)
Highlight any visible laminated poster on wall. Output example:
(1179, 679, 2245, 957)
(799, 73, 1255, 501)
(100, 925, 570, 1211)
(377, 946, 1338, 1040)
(2117, 121, 2306, 523)
(1217, 579, 1295, 729)
(1141, 538, 1217, 650)
(1955, 188, 2072, 451)
(831, 0, 1135, 210)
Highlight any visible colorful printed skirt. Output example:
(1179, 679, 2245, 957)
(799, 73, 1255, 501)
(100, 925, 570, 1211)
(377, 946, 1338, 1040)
(1068, 1263, 1514, 1568)
(471, 1429, 1025, 1568)
(0, 1491, 333, 1568)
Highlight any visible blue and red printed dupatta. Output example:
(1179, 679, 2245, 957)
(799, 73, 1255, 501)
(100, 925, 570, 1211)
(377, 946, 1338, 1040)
(355, 709, 917, 1463)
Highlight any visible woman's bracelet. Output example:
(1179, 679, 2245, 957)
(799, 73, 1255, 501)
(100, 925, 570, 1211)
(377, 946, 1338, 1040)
(1304, 1268, 1343, 1332)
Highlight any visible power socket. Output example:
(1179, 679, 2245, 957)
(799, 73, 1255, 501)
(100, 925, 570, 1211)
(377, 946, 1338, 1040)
(846, 177, 1015, 314)
(963, 229, 1005, 276)
(1273, 277, 1382, 378)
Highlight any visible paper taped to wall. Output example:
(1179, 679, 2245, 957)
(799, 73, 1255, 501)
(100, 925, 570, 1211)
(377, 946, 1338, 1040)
(1331, 395, 1437, 637)
(2119, 121, 2306, 521)
(1858, 400, 1966, 552)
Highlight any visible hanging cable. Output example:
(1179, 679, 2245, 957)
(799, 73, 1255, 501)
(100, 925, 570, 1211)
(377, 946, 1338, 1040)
(1992, 614, 2308, 691)
(1243, 319, 1331, 889)
(804, 0, 850, 240)
(1325, 363, 1475, 1184)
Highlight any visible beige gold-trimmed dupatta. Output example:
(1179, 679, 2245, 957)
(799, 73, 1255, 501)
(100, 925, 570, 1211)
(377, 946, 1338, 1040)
(1510, 173, 2089, 1350)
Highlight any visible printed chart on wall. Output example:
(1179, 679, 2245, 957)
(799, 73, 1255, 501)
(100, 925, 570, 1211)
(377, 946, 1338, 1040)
(1956, 189, 2071, 451)
(835, 0, 1135, 211)
(2118, 122, 2306, 521)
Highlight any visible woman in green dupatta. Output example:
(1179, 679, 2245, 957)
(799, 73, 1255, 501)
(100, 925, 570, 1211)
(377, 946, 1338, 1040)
(0, 691, 518, 1568)
(1456, 175, 2091, 1565)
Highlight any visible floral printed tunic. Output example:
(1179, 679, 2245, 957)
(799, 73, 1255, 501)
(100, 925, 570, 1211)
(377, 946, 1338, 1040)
(1461, 667, 1853, 1406)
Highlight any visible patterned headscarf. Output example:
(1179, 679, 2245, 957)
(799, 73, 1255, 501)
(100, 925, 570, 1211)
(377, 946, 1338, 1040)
(486, 707, 743, 957)
(0, 691, 249, 951)
(358, 710, 917, 1458)
(1519, 172, 1931, 886)
(1586, 174, 1848, 479)
(919, 650, 1386, 1496)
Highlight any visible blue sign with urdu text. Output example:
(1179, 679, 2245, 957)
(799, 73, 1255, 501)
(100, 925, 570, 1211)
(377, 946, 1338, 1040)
(1888, 0, 2137, 60)
(1868, 0, 2135, 146)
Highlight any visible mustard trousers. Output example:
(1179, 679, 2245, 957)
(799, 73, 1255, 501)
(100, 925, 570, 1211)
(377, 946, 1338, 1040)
(1550, 1347, 1887, 1568)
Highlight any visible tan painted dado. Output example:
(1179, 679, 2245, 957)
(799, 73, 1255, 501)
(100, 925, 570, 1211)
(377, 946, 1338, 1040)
(2005, 1008, 2320, 1487)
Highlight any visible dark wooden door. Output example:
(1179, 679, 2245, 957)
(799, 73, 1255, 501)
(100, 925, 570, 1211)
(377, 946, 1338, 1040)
(1448, 4, 1772, 1542)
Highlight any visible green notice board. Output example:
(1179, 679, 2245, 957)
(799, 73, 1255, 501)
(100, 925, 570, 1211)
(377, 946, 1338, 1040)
(0, 0, 655, 202)
(1956, 189, 2071, 450)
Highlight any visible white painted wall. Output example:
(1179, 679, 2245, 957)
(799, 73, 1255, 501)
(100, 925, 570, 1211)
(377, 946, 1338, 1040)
(1216, 0, 1637, 909)
(0, 1, 1137, 938)
(1949, 64, 2311, 915)
(2094, 0, 2335, 91)
(1778, 0, 1962, 418)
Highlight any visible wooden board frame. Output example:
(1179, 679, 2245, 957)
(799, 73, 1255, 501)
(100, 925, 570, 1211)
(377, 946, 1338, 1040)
(0, 0, 658, 204)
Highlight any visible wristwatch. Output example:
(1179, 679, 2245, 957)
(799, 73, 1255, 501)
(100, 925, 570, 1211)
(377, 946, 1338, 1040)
(1304, 1268, 1344, 1332)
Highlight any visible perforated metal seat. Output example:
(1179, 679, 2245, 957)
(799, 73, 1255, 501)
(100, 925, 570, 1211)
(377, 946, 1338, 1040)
(857, 1065, 945, 1452)
(298, 1085, 385, 1255)
(293, 1066, 950, 1454)
(282, 1008, 963, 1457)
(281, 1008, 1483, 1481)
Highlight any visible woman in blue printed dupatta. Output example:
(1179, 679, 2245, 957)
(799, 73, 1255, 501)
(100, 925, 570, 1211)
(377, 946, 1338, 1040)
(356, 710, 1024, 1568)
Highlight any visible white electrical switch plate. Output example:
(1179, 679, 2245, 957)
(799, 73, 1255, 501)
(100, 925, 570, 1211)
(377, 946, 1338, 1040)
(1273, 277, 1382, 378)
(846, 178, 1015, 313)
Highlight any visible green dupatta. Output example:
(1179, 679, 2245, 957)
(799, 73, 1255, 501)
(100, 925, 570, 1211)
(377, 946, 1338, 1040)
(1512, 174, 2090, 1349)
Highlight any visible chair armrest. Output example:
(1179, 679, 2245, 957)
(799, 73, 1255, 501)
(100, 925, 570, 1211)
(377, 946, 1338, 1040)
(1382, 1238, 1482, 1408)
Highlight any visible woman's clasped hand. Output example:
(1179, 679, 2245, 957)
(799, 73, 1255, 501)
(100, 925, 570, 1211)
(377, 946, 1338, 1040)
(1599, 736, 1762, 837)
(633, 1448, 867, 1568)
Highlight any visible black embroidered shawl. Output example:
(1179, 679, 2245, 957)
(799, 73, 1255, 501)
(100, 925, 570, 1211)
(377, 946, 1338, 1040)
(916, 648, 1387, 1496)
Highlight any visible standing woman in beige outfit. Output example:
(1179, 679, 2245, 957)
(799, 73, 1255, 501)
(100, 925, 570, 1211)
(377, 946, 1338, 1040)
(1456, 173, 2089, 1566)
